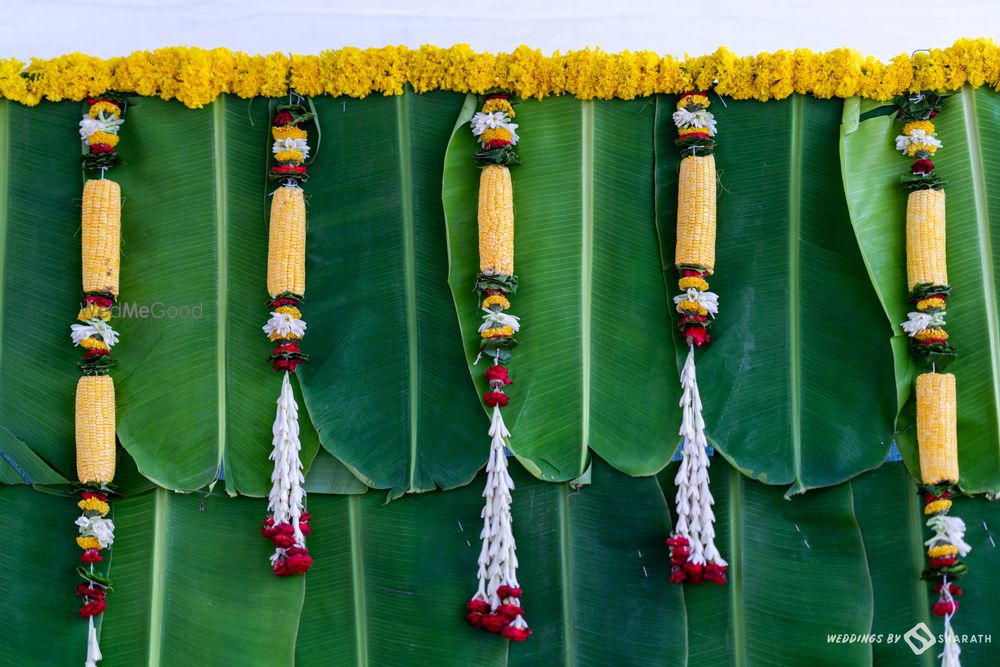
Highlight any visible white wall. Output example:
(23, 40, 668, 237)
(3, 0, 996, 60)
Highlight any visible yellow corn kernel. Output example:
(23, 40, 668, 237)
(478, 165, 514, 276)
(267, 186, 306, 298)
(81, 179, 121, 296)
(76, 375, 116, 484)
(76, 536, 101, 550)
(675, 155, 716, 274)
(916, 372, 959, 485)
(906, 189, 947, 291)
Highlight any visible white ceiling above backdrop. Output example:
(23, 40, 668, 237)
(3, 0, 997, 61)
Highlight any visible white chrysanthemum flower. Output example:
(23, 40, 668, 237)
(79, 114, 123, 140)
(71, 320, 120, 347)
(470, 111, 520, 145)
(479, 308, 521, 333)
(273, 137, 310, 159)
(926, 515, 971, 557)
(672, 108, 717, 135)
(895, 129, 942, 154)
(76, 515, 116, 548)
(673, 288, 720, 317)
(901, 311, 946, 336)
(263, 312, 307, 339)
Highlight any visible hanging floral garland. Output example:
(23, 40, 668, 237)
(462, 92, 531, 642)
(72, 94, 128, 667)
(259, 100, 315, 576)
(665, 92, 727, 586)
(894, 92, 968, 667)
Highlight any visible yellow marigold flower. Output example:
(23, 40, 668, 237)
(482, 295, 511, 310)
(76, 536, 101, 550)
(275, 150, 304, 164)
(272, 126, 307, 141)
(906, 143, 938, 157)
(480, 127, 512, 144)
(481, 326, 514, 339)
(924, 498, 953, 514)
(78, 303, 111, 322)
(678, 94, 710, 109)
(678, 277, 709, 291)
(79, 337, 109, 350)
(915, 328, 948, 341)
(269, 331, 303, 342)
(678, 126, 710, 136)
(676, 300, 708, 316)
(275, 305, 302, 319)
(904, 120, 935, 135)
(928, 544, 959, 558)
(917, 297, 946, 311)
(78, 497, 110, 516)
(89, 100, 121, 119)
(88, 131, 119, 147)
(482, 98, 515, 117)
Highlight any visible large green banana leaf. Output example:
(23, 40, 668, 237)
(296, 90, 488, 500)
(841, 86, 1000, 494)
(853, 462, 999, 667)
(658, 459, 874, 666)
(443, 94, 679, 482)
(655, 94, 898, 494)
(2, 458, 684, 666)
(0, 100, 79, 486)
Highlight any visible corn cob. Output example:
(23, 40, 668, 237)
(906, 189, 947, 291)
(916, 372, 959, 485)
(81, 179, 121, 296)
(478, 164, 514, 276)
(75, 375, 116, 484)
(267, 185, 306, 298)
(675, 154, 716, 274)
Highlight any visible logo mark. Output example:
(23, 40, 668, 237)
(904, 622, 936, 655)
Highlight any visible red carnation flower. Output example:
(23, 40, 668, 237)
(466, 598, 491, 614)
(84, 348, 111, 360)
(480, 613, 510, 633)
(498, 586, 522, 599)
(683, 326, 711, 347)
(484, 391, 510, 408)
(933, 582, 962, 596)
(79, 599, 107, 618)
(485, 92, 509, 101)
(89, 144, 115, 154)
(918, 338, 949, 346)
(932, 600, 957, 617)
(300, 512, 311, 522)
(299, 522, 312, 536)
(84, 295, 114, 308)
(80, 549, 103, 564)
(670, 566, 687, 583)
(930, 109, 938, 118)
(681, 269, 705, 278)
(272, 533, 296, 549)
(704, 563, 727, 585)
(930, 557, 957, 568)
(679, 132, 711, 140)
(466, 611, 484, 628)
(271, 297, 300, 308)
(263, 517, 275, 527)
(498, 603, 523, 620)
(76, 583, 106, 599)
(81, 491, 108, 501)
(485, 365, 512, 385)
(273, 112, 295, 126)
(684, 561, 704, 584)
(274, 358, 300, 372)
(502, 625, 532, 642)
(485, 139, 512, 148)
(911, 158, 935, 175)
(666, 535, 689, 547)
(273, 547, 313, 576)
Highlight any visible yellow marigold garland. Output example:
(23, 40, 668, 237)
(3, 39, 1000, 108)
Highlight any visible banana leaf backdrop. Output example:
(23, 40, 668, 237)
(0, 86, 999, 665)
